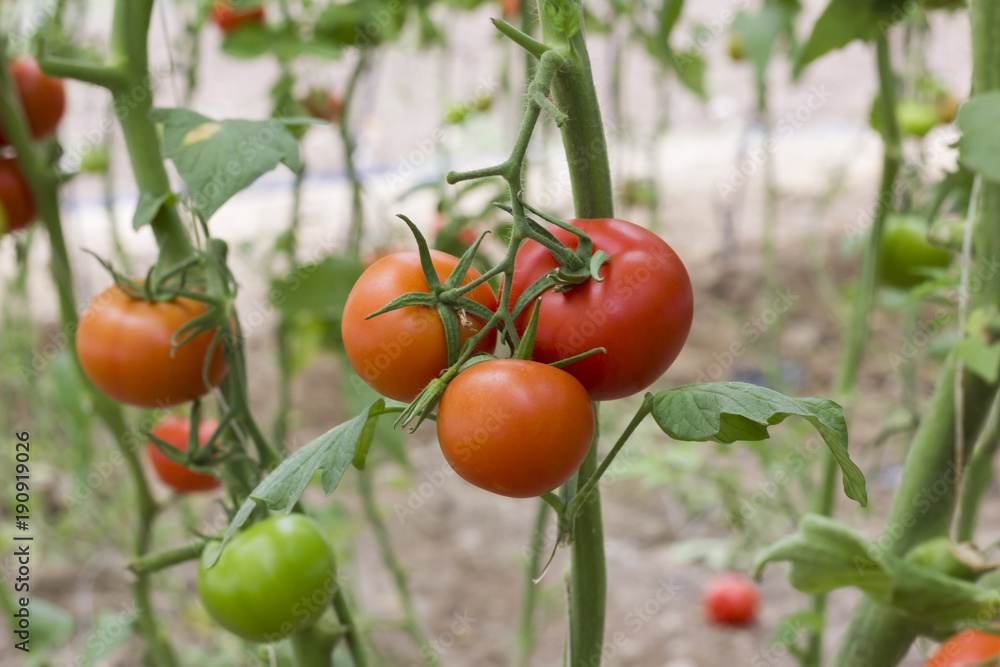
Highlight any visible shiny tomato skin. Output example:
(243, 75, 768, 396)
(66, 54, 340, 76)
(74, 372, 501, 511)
(925, 630, 1000, 666)
(437, 359, 594, 498)
(342, 250, 498, 402)
(0, 158, 36, 234)
(506, 218, 693, 401)
(0, 58, 66, 142)
(198, 515, 336, 643)
(76, 285, 228, 408)
(704, 573, 759, 626)
(211, 2, 266, 32)
(147, 416, 221, 492)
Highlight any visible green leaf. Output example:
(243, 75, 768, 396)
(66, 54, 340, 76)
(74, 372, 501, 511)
(133, 191, 171, 231)
(541, 0, 583, 38)
(793, 0, 875, 77)
(732, 5, 789, 73)
(651, 382, 867, 506)
(656, 0, 686, 42)
(754, 515, 1000, 625)
(211, 401, 393, 565)
(29, 599, 75, 652)
(670, 47, 707, 100)
(955, 309, 1000, 383)
(151, 108, 308, 220)
(958, 92, 1000, 182)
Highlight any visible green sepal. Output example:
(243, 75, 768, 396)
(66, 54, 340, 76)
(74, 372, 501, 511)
(514, 300, 543, 360)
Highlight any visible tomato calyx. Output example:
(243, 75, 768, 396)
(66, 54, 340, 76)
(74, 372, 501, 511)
(146, 403, 235, 473)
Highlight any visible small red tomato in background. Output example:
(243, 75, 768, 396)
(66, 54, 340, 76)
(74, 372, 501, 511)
(342, 250, 498, 402)
(148, 416, 222, 492)
(925, 629, 1000, 667)
(501, 0, 520, 18)
(211, 1, 266, 33)
(704, 573, 759, 626)
(506, 218, 693, 401)
(76, 284, 228, 408)
(303, 89, 344, 123)
(0, 158, 37, 235)
(437, 359, 594, 498)
(0, 58, 66, 143)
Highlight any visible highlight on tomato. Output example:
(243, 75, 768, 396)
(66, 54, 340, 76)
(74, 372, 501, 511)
(210, 1, 266, 33)
(703, 573, 759, 626)
(437, 359, 594, 498)
(505, 218, 693, 401)
(0, 57, 66, 143)
(341, 249, 498, 402)
(924, 629, 1000, 667)
(0, 158, 37, 235)
(198, 515, 337, 643)
(147, 416, 222, 493)
(76, 284, 228, 408)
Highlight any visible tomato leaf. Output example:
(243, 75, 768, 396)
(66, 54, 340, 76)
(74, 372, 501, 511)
(211, 401, 391, 566)
(651, 382, 867, 507)
(955, 309, 1000, 384)
(151, 108, 314, 220)
(754, 514, 1000, 625)
(793, 0, 875, 77)
(132, 191, 171, 231)
(958, 92, 1000, 182)
(272, 254, 366, 323)
(732, 5, 790, 74)
(540, 0, 583, 39)
(671, 47, 707, 100)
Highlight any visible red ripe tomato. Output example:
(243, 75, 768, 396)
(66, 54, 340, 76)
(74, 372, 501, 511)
(342, 250, 498, 402)
(502, 0, 520, 18)
(0, 58, 66, 142)
(211, 1, 266, 32)
(437, 359, 594, 498)
(0, 158, 36, 235)
(148, 416, 221, 492)
(925, 630, 1000, 667)
(505, 218, 693, 401)
(704, 573, 758, 626)
(76, 284, 228, 408)
(303, 90, 344, 123)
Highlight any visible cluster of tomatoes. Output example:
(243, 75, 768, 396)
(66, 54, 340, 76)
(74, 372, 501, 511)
(342, 218, 694, 498)
(0, 58, 65, 236)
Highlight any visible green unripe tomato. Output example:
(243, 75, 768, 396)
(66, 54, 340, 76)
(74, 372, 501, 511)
(896, 101, 939, 138)
(198, 515, 337, 643)
(878, 214, 952, 289)
(728, 34, 746, 62)
(444, 103, 468, 125)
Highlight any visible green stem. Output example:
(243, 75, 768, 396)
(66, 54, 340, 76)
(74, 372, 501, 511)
(290, 625, 337, 667)
(956, 397, 1000, 542)
(536, 11, 615, 664)
(332, 584, 370, 667)
(129, 540, 206, 576)
(805, 35, 903, 667)
(0, 38, 176, 667)
(342, 51, 370, 259)
(569, 402, 606, 665)
(358, 471, 441, 667)
(832, 15, 1000, 662)
(108, 0, 194, 269)
(516, 500, 551, 667)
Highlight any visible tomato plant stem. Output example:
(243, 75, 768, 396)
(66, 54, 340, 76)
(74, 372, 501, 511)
(517, 500, 551, 667)
(956, 398, 1000, 542)
(831, 9, 1000, 658)
(0, 38, 178, 667)
(358, 470, 442, 667)
(332, 583, 371, 667)
(129, 540, 207, 576)
(805, 34, 903, 667)
(342, 51, 370, 259)
(536, 7, 616, 662)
